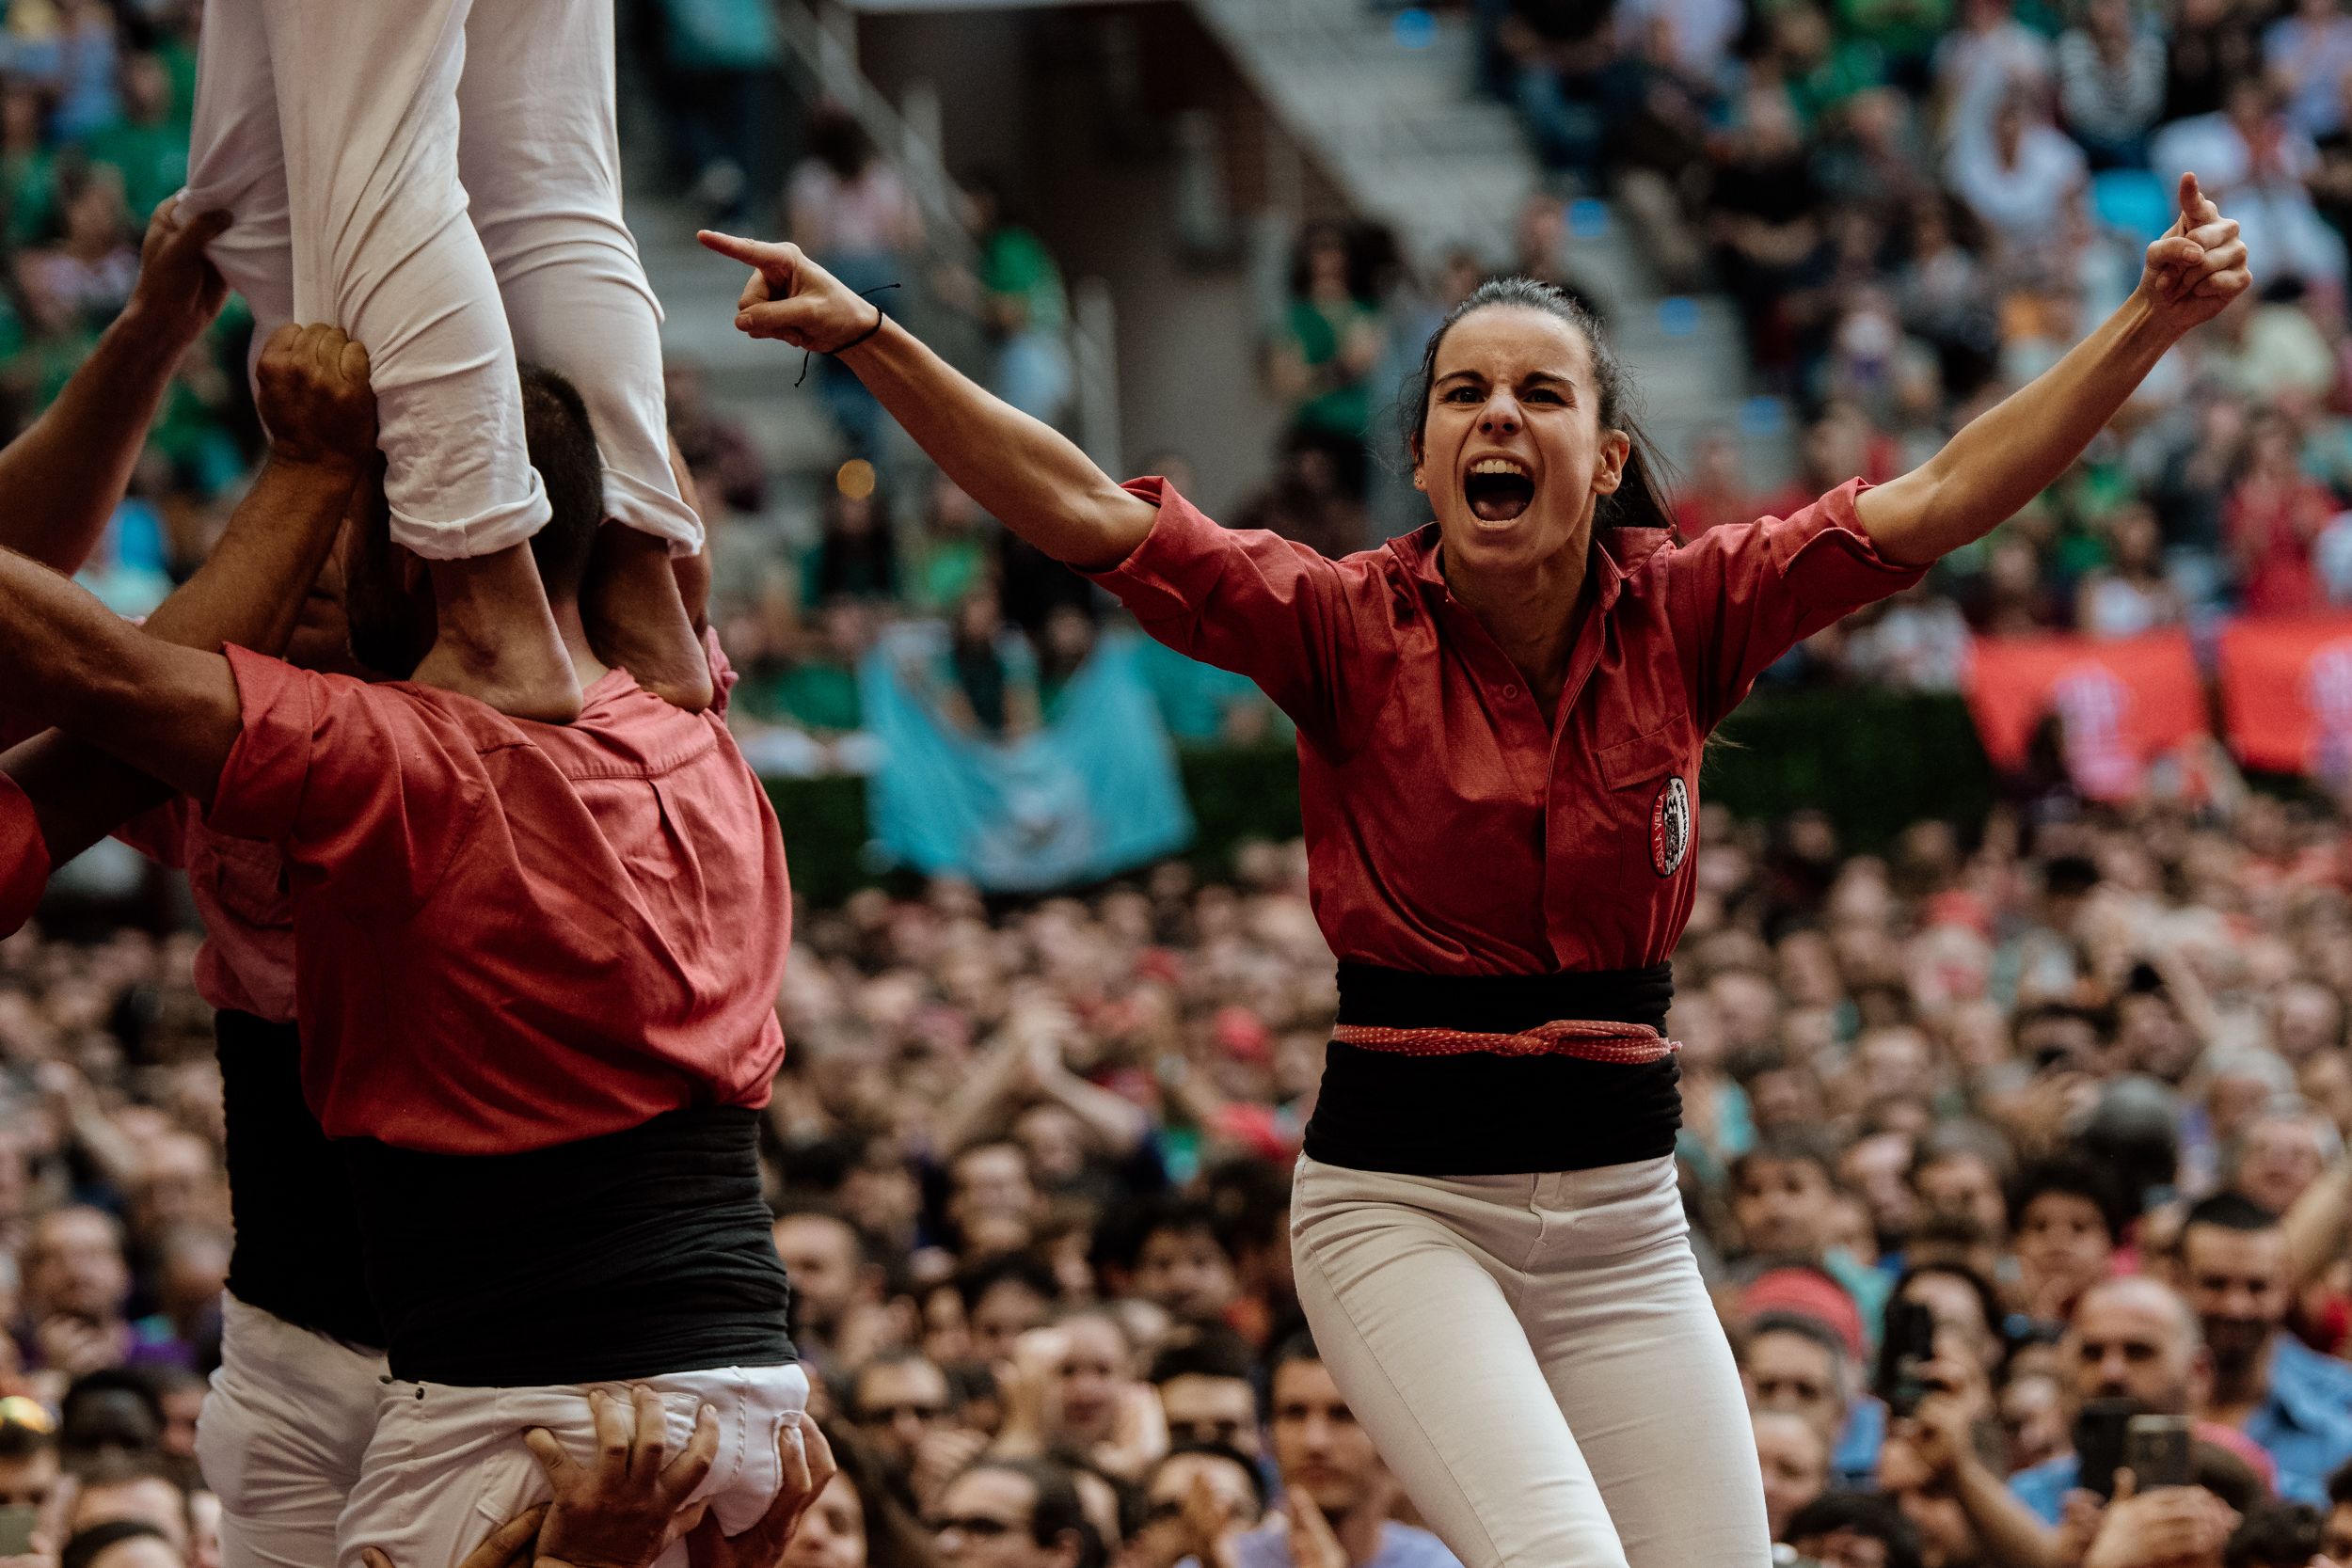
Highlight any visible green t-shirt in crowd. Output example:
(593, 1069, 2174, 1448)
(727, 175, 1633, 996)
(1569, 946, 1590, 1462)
(80, 117, 187, 224)
(979, 225, 1068, 336)
(909, 536, 987, 614)
(0, 147, 56, 247)
(1282, 297, 1378, 440)
(743, 659, 865, 734)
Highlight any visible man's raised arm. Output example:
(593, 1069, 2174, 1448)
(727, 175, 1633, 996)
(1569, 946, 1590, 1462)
(0, 324, 376, 848)
(0, 200, 234, 573)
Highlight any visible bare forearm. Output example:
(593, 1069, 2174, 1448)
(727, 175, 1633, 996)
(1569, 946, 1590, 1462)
(1861, 292, 2173, 564)
(935, 1055, 1023, 1154)
(1959, 1460, 2061, 1568)
(5, 455, 353, 860)
(1042, 1070, 1150, 1156)
(838, 321, 1154, 570)
(2285, 1157, 2352, 1287)
(0, 305, 189, 572)
(144, 455, 354, 651)
(0, 547, 239, 802)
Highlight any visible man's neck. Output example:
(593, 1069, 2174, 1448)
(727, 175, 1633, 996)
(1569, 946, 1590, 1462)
(2209, 1340, 2275, 1418)
(1333, 1503, 1385, 1568)
(548, 600, 611, 689)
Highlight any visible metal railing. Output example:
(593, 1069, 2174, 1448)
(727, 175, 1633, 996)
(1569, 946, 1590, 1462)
(771, 0, 1124, 473)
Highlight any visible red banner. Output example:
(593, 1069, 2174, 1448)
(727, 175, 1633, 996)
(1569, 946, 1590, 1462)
(2217, 618, 2352, 778)
(1962, 632, 2210, 800)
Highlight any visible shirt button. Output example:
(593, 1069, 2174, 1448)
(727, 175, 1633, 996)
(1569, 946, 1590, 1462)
(1502, 684, 1519, 699)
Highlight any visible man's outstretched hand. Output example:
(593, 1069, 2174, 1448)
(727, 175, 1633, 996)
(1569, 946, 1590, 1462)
(686, 1414, 836, 1568)
(128, 198, 231, 350)
(254, 324, 376, 477)
(697, 232, 881, 354)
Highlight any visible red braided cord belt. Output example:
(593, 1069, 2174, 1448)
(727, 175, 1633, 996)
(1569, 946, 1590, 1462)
(1330, 1019, 1680, 1064)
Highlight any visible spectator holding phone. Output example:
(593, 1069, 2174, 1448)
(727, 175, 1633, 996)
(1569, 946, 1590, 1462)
(2009, 1277, 2277, 1523)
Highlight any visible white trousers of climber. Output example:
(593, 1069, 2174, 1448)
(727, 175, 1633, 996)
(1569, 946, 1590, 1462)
(195, 1294, 388, 1568)
(1291, 1154, 1773, 1568)
(182, 0, 701, 558)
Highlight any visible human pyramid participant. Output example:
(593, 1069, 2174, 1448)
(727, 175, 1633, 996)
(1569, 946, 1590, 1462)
(0, 4, 812, 1568)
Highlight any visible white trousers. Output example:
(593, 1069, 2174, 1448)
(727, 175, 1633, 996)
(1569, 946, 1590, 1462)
(1290, 1155, 1772, 1568)
(182, 0, 700, 559)
(195, 1295, 389, 1568)
(335, 1363, 809, 1568)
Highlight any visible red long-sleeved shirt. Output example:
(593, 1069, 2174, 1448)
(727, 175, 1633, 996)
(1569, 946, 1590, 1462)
(1090, 478, 1925, 1173)
(1090, 477, 1924, 974)
(0, 773, 44, 937)
(202, 642, 787, 1155)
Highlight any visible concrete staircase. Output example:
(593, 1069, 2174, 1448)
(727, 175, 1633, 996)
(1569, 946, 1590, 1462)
(1186, 0, 1794, 489)
(628, 191, 847, 532)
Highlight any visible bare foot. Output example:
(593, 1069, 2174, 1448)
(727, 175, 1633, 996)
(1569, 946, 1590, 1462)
(584, 524, 713, 712)
(413, 546, 583, 723)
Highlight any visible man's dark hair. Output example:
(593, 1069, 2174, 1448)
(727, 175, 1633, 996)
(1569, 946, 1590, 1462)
(2043, 856, 2102, 898)
(1152, 1441, 1270, 1516)
(60, 1522, 168, 1568)
(1730, 1130, 1837, 1188)
(0, 1409, 56, 1461)
(2007, 1154, 2131, 1242)
(1740, 1311, 1852, 1374)
(2327, 1453, 2352, 1508)
(847, 1347, 946, 1412)
(1093, 1195, 1235, 1276)
(1054, 1449, 1146, 1546)
(954, 1250, 1062, 1315)
(1909, 1118, 2015, 1185)
(814, 1420, 936, 1568)
(1265, 1328, 1321, 1384)
(58, 1371, 164, 1461)
(516, 364, 605, 601)
(1148, 1327, 1257, 1387)
(2183, 1192, 2282, 1238)
(1889, 1262, 2009, 1356)
(1783, 1493, 1924, 1568)
(771, 1199, 879, 1269)
(958, 1457, 1100, 1568)
(2226, 1500, 2322, 1568)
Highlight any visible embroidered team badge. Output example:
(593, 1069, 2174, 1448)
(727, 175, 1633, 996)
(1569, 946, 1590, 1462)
(1650, 776, 1690, 878)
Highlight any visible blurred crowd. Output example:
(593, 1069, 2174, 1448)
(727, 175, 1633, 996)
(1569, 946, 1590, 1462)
(28, 765, 2352, 1568)
(1466, 0, 2352, 673)
(0, 0, 256, 625)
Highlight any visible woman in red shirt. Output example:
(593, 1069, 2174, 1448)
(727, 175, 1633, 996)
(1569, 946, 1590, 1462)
(2226, 409, 2333, 617)
(702, 175, 2248, 1568)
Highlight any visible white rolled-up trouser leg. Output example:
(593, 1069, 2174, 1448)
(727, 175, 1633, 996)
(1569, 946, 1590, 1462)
(255, 0, 548, 559)
(455, 0, 701, 556)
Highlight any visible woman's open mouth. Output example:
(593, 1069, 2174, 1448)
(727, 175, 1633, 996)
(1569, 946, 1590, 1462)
(1464, 456, 1536, 523)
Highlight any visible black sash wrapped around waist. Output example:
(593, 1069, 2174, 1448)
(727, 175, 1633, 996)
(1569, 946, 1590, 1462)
(215, 1010, 385, 1350)
(1303, 962, 1683, 1178)
(345, 1106, 795, 1386)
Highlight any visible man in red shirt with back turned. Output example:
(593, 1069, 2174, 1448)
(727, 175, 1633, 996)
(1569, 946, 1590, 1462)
(0, 363, 803, 1568)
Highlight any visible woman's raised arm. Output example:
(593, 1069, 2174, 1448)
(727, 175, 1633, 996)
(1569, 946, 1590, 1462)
(1855, 173, 2249, 566)
(700, 231, 1156, 571)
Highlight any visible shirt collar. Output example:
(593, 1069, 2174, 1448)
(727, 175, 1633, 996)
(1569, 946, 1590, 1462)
(2262, 1336, 2352, 1433)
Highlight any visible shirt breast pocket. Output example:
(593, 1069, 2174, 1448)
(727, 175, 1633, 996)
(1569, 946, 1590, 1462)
(1595, 718, 1697, 894)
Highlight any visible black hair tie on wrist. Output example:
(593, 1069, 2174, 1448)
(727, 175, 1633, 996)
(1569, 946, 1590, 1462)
(796, 283, 900, 388)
